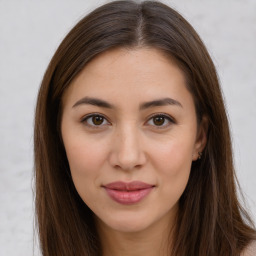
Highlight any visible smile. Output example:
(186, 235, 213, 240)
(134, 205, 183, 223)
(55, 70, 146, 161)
(103, 181, 155, 205)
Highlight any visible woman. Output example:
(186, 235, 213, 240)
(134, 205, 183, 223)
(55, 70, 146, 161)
(34, 1, 256, 255)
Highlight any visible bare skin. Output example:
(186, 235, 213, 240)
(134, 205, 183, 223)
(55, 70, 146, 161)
(96, 201, 176, 256)
(61, 47, 207, 256)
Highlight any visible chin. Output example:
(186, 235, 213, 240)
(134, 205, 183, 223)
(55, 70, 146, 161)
(110, 221, 150, 233)
(97, 212, 153, 233)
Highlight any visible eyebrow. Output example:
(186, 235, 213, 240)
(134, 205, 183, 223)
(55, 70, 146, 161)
(139, 97, 183, 110)
(72, 97, 113, 109)
(72, 96, 182, 109)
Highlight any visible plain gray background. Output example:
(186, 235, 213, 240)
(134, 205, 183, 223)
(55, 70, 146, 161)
(0, 0, 255, 255)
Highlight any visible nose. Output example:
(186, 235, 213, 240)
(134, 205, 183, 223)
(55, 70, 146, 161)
(109, 126, 147, 171)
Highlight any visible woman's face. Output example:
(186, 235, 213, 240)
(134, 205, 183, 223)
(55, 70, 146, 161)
(61, 48, 206, 233)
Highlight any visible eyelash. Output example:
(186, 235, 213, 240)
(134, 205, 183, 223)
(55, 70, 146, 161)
(81, 113, 110, 129)
(146, 113, 175, 129)
(81, 113, 175, 129)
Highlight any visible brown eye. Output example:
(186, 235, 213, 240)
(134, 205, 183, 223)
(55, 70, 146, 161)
(147, 114, 174, 128)
(153, 116, 165, 126)
(82, 114, 109, 127)
(92, 115, 104, 125)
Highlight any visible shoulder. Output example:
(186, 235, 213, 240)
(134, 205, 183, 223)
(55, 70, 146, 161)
(241, 240, 256, 256)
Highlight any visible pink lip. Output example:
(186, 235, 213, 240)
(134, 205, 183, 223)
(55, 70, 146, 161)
(103, 181, 155, 205)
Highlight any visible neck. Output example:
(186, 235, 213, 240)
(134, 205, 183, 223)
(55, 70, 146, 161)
(96, 214, 175, 256)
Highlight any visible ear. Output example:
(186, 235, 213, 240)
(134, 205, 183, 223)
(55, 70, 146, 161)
(192, 116, 208, 161)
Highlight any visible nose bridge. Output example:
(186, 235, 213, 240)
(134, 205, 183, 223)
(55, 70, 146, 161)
(110, 122, 146, 170)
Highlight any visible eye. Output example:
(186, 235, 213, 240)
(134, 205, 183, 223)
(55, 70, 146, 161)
(147, 114, 175, 128)
(82, 114, 110, 128)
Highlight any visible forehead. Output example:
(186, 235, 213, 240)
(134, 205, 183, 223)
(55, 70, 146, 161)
(62, 47, 193, 110)
(77, 47, 181, 82)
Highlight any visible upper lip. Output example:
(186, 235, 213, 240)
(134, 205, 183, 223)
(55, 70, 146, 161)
(103, 181, 155, 191)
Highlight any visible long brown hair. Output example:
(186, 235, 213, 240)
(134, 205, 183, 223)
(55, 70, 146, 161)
(34, 1, 256, 255)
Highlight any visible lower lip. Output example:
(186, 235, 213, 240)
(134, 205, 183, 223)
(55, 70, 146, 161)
(104, 187, 154, 205)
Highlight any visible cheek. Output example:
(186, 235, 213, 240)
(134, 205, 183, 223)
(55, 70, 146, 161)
(63, 138, 108, 209)
(152, 137, 193, 174)
(64, 135, 107, 172)
(63, 136, 110, 198)
(150, 136, 194, 197)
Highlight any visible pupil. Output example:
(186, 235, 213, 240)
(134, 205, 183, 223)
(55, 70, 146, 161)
(93, 116, 103, 125)
(154, 116, 165, 126)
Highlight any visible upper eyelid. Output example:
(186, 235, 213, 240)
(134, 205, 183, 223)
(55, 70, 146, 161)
(80, 112, 175, 126)
(145, 114, 176, 130)
(146, 113, 175, 122)
(81, 113, 111, 123)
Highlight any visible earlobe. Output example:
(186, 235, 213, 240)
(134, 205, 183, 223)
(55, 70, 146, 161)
(192, 116, 208, 161)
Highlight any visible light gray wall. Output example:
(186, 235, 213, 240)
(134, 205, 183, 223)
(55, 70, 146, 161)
(0, 0, 255, 255)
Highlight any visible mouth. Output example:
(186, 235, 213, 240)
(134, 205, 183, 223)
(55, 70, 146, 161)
(102, 181, 155, 205)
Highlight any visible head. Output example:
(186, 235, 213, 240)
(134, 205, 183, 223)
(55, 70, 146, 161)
(34, 1, 254, 255)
